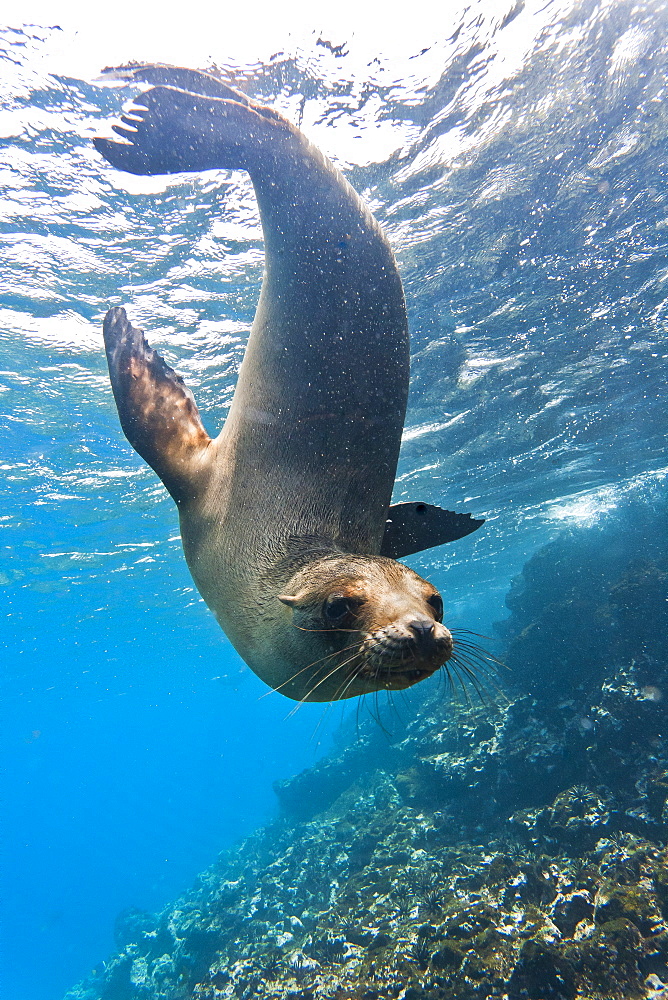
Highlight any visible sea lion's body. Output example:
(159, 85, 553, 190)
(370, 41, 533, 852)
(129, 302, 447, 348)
(96, 65, 483, 701)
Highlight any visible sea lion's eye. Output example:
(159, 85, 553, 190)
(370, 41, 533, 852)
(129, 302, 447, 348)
(323, 595, 356, 624)
(427, 593, 443, 622)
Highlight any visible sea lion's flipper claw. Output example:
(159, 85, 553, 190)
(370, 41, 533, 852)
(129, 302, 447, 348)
(103, 306, 214, 503)
(110, 123, 138, 139)
(381, 502, 484, 559)
(117, 114, 143, 129)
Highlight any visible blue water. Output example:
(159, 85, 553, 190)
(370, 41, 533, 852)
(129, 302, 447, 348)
(2, 4, 667, 998)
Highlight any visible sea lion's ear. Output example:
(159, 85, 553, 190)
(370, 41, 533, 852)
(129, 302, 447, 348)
(278, 594, 299, 607)
(381, 502, 484, 560)
(103, 307, 215, 505)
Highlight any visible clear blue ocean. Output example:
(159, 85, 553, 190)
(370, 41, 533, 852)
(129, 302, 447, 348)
(2, 4, 667, 999)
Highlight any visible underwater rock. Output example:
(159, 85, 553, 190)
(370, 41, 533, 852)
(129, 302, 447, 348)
(274, 736, 406, 823)
(551, 890, 595, 937)
(507, 938, 578, 999)
(64, 502, 668, 1000)
(113, 907, 159, 951)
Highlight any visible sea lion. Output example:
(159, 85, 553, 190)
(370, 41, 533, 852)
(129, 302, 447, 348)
(95, 64, 484, 701)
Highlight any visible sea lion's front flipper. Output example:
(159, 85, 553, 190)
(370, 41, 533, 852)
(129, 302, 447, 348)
(103, 307, 213, 503)
(381, 502, 484, 559)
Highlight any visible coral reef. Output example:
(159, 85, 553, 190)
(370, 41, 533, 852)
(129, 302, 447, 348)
(64, 504, 668, 1000)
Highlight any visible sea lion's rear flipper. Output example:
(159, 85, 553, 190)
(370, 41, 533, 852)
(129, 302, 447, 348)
(103, 307, 213, 504)
(381, 503, 484, 560)
(100, 63, 254, 104)
(94, 81, 286, 177)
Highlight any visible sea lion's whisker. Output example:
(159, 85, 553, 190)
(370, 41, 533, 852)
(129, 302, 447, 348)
(452, 636, 507, 668)
(329, 658, 367, 703)
(453, 645, 507, 686)
(443, 643, 506, 705)
(452, 646, 508, 681)
(292, 625, 361, 634)
(451, 631, 508, 674)
(291, 652, 363, 712)
(271, 657, 349, 707)
(264, 638, 363, 701)
(442, 661, 474, 706)
(450, 627, 488, 634)
(450, 660, 487, 701)
(258, 641, 361, 699)
(451, 628, 496, 642)
(369, 687, 393, 738)
(297, 647, 364, 703)
(355, 692, 364, 738)
(397, 686, 411, 709)
(296, 641, 361, 674)
(284, 661, 346, 719)
(451, 649, 498, 679)
(308, 697, 344, 746)
(385, 687, 405, 726)
(296, 643, 363, 687)
(451, 645, 495, 674)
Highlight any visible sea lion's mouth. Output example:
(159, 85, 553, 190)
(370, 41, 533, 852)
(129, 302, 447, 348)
(383, 666, 438, 690)
(352, 661, 443, 692)
(355, 620, 454, 690)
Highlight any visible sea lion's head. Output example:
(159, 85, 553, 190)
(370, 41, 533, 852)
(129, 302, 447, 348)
(274, 554, 454, 702)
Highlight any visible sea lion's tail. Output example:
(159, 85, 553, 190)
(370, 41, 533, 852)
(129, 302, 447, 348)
(103, 306, 215, 503)
(94, 65, 294, 177)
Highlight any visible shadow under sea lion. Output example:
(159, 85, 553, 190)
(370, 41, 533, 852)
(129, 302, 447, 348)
(95, 63, 484, 701)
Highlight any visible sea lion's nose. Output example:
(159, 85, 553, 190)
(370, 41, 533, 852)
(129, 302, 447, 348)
(408, 619, 435, 641)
